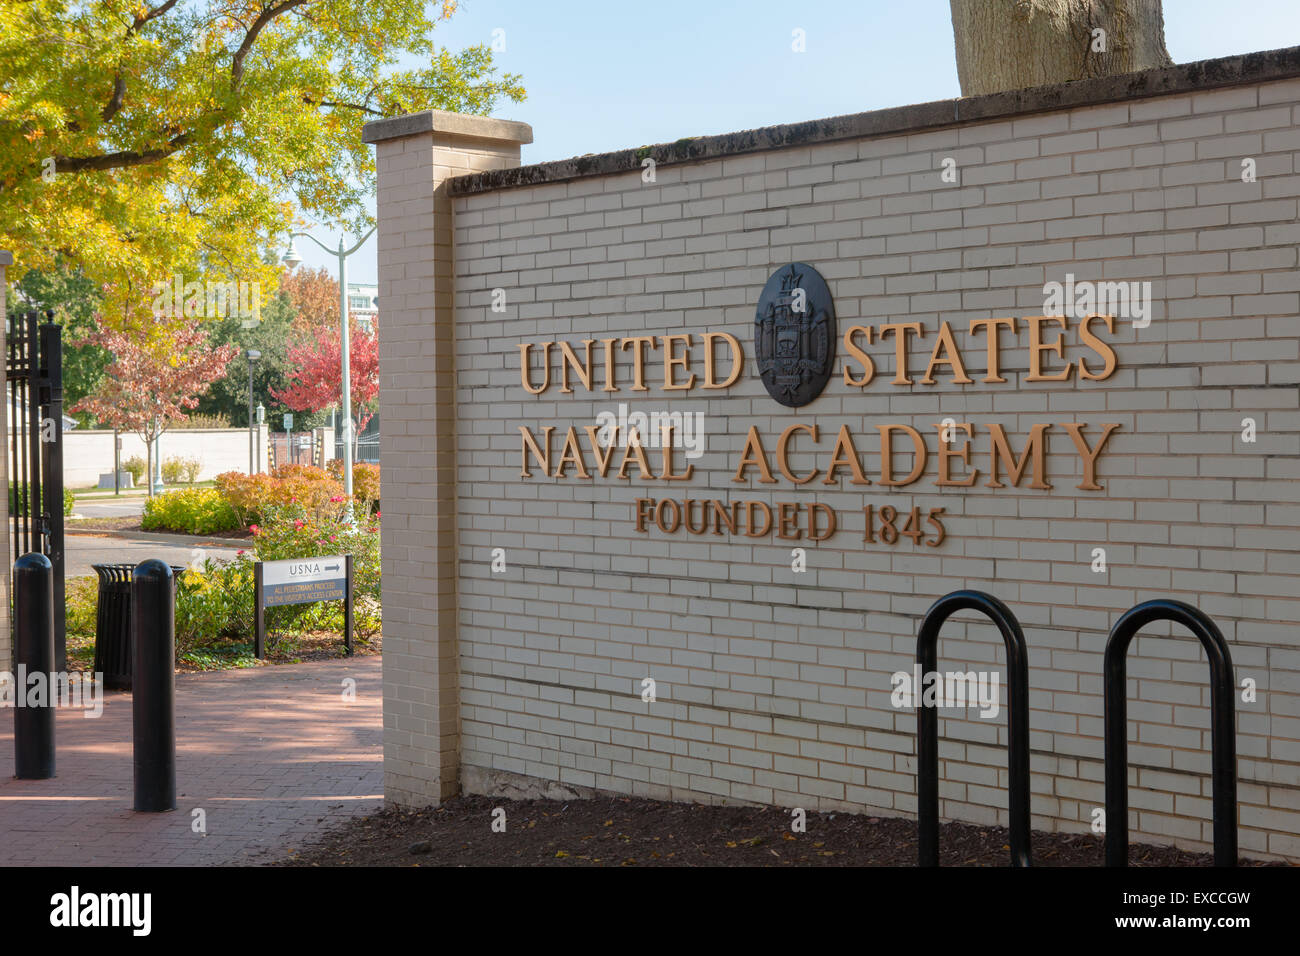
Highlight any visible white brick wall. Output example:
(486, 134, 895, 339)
(380, 77, 1300, 861)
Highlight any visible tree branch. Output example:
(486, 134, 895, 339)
(231, 0, 310, 88)
(303, 94, 384, 116)
(100, 0, 182, 123)
(54, 131, 192, 173)
(41, 0, 355, 177)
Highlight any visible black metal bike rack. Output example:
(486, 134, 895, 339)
(915, 590, 1031, 867)
(1104, 599, 1237, 867)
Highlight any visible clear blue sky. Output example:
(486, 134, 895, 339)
(293, 0, 1300, 284)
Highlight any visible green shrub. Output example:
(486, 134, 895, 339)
(8, 483, 74, 517)
(122, 455, 147, 485)
(179, 644, 260, 671)
(72, 544, 365, 668)
(172, 413, 231, 429)
(161, 456, 201, 484)
(161, 456, 184, 484)
(65, 573, 98, 638)
(142, 488, 240, 535)
(180, 457, 202, 483)
(63, 576, 98, 668)
(174, 556, 256, 658)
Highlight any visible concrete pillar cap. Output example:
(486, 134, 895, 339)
(362, 109, 532, 146)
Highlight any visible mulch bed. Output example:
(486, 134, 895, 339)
(277, 794, 1287, 867)
(257, 629, 381, 665)
(192, 527, 254, 540)
(66, 603, 378, 674)
(172, 631, 380, 672)
(67, 517, 147, 532)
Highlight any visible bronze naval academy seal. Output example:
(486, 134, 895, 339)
(755, 262, 836, 408)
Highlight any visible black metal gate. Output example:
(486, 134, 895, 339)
(7, 310, 65, 669)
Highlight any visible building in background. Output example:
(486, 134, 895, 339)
(347, 282, 378, 333)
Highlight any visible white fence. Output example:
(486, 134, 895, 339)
(57, 427, 269, 488)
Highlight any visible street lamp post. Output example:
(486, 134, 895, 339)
(280, 228, 375, 500)
(256, 403, 265, 473)
(151, 422, 164, 494)
(246, 348, 262, 474)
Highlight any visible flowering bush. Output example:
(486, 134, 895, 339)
(251, 500, 381, 642)
(275, 466, 346, 514)
(327, 461, 380, 510)
(213, 472, 277, 528)
(214, 464, 346, 528)
(353, 463, 379, 505)
(270, 463, 324, 481)
(142, 487, 240, 535)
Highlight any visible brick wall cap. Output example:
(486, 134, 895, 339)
(362, 109, 533, 146)
(445, 44, 1300, 196)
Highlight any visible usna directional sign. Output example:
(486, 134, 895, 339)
(254, 554, 354, 659)
(261, 556, 347, 607)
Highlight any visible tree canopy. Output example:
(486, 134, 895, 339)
(271, 319, 378, 435)
(71, 294, 241, 493)
(0, 1, 525, 316)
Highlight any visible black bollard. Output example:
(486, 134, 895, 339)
(132, 559, 176, 812)
(13, 552, 56, 779)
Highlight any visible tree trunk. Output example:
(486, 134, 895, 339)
(949, 0, 1174, 97)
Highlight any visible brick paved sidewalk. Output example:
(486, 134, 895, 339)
(0, 657, 382, 866)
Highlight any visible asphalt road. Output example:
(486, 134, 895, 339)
(70, 496, 147, 519)
(65, 531, 243, 577)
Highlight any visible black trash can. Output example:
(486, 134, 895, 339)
(91, 563, 185, 689)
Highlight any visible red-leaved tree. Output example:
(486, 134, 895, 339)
(271, 323, 379, 458)
(72, 298, 241, 496)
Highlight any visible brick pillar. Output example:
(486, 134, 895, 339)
(362, 111, 532, 806)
